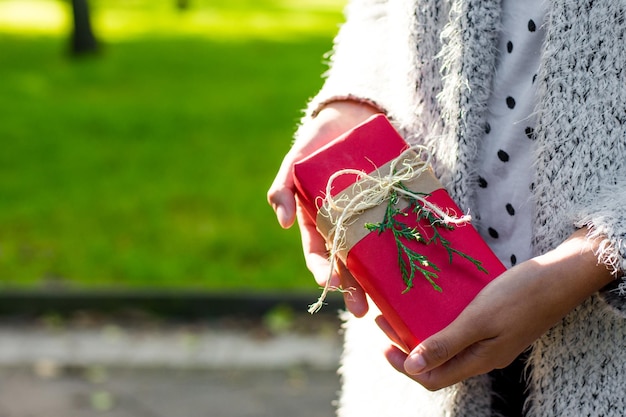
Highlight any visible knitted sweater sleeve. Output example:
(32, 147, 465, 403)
(532, 2, 626, 316)
(300, 0, 396, 120)
(572, 184, 626, 315)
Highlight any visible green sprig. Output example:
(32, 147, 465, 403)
(364, 182, 487, 294)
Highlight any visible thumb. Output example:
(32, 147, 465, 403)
(403, 338, 454, 375)
(267, 153, 298, 228)
(267, 186, 296, 229)
(403, 319, 479, 375)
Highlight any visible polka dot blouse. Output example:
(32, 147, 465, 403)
(475, 0, 547, 268)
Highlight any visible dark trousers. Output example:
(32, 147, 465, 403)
(490, 351, 529, 417)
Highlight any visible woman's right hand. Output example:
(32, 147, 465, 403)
(267, 100, 382, 317)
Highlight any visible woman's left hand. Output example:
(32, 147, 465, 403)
(379, 228, 615, 391)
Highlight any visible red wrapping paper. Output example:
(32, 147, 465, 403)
(293, 114, 506, 350)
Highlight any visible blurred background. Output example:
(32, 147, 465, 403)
(0, 0, 345, 294)
(0, 0, 347, 415)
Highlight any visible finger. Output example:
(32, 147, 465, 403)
(267, 154, 298, 229)
(266, 127, 324, 225)
(403, 313, 484, 376)
(409, 340, 498, 391)
(384, 344, 410, 375)
(337, 262, 368, 317)
(375, 315, 408, 352)
(297, 204, 341, 288)
(298, 202, 368, 316)
(385, 341, 493, 391)
(267, 187, 296, 229)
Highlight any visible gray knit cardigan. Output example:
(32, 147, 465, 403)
(296, 0, 626, 416)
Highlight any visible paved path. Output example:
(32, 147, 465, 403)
(0, 314, 343, 417)
(0, 367, 340, 417)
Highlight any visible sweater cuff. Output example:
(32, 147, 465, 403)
(574, 221, 626, 316)
(309, 95, 389, 119)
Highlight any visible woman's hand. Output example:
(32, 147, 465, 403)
(267, 100, 382, 317)
(379, 228, 615, 390)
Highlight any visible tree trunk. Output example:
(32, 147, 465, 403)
(70, 0, 98, 56)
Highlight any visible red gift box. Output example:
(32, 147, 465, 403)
(293, 114, 506, 350)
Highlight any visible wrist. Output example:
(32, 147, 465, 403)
(534, 228, 615, 305)
(295, 99, 383, 150)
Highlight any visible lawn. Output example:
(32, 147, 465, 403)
(0, 0, 346, 292)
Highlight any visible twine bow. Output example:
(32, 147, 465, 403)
(308, 145, 472, 314)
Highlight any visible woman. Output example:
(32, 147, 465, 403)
(268, 0, 626, 415)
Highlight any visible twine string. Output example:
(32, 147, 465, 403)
(308, 145, 471, 314)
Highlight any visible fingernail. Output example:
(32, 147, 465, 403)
(405, 352, 427, 374)
(275, 206, 290, 228)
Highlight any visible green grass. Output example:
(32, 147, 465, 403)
(0, 0, 345, 291)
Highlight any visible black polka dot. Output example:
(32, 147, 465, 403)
(530, 182, 535, 191)
(511, 254, 517, 265)
(488, 227, 499, 239)
(506, 203, 515, 216)
(528, 19, 537, 32)
(485, 122, 491, 134)
(497, 150, 510, 162)
(478, 176, 488, 188)
(507, 41, 514, 53)
(506, 96, 516, 109)
(525, 126, 536, 140)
